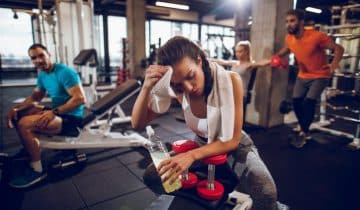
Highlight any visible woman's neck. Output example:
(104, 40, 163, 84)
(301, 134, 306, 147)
(239, 58, 250, 63)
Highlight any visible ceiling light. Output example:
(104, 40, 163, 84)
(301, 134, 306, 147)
(305, 7, 322, 14)
(155, 1, 189, 10)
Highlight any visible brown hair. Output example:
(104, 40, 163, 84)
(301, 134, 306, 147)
(286, 9, 305, 21)
(28, 43, 49, 55)
(157, 36, 213, 97)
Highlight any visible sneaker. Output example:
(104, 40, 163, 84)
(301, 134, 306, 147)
(290, 134, 307, 148)
(292, 125, 301, 133)
(9, 166, 47, 188)
(304, 133, 312, 140)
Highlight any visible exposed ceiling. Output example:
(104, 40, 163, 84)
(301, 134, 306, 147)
(0, 0, 359, 24)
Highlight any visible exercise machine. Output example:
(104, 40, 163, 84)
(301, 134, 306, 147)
(310, 73, 360, 149)
(73, 49, 131, 126)
(39, 79, 150, 150)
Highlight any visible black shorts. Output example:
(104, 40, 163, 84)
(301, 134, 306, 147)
(59, 114, 82, 136)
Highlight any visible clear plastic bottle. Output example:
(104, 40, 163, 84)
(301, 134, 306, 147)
(146, 126, 182, 193)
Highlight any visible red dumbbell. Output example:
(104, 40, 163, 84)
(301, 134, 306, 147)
(196, 154, 227, 200)
(172, 140, 199, 189)
(270, 55, 289, 71)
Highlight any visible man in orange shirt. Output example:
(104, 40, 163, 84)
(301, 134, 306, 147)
(266, 9, 344, 148)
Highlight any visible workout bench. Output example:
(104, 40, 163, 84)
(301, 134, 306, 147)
(39, 79, 151, 150)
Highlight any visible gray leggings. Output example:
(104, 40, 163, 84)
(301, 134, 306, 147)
(143, 131, 278, 210)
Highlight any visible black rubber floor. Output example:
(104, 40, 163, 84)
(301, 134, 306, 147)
(1, 86, 359, 210)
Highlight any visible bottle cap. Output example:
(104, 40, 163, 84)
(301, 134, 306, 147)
(146, 126, 155, 137)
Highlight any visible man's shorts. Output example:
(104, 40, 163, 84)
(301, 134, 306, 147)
(58, 114, 83, 136)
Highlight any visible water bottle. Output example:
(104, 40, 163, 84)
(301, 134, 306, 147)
(146, 126, 182, 193)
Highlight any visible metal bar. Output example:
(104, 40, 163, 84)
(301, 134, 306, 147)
(325, 103, 360, 114)
(40, 132, 150, 149)
(320, 113, 360, 123)
(311, 125, 355, 139)
(324, 24, 360, 30)
(207, 164, 215, 190)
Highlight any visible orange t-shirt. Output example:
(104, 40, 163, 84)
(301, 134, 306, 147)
(285, 29, 333, 79)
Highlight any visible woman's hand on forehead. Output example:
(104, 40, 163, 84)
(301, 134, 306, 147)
(148, 65, 169, 74)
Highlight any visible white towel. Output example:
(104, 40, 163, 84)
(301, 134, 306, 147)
(149, 67, 176, 113)
(207, 62, 234, 142)
(149, 62, 235, 142)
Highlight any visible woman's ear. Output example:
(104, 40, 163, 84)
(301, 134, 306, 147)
(197, 55, 202, 67)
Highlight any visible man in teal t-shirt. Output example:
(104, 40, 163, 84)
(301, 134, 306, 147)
(6, 43, 86, 188)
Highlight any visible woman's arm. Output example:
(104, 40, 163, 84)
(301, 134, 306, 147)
(131, 87, 161, 129)
(158, 72, 244, 183)
(209, 58, 239, 67)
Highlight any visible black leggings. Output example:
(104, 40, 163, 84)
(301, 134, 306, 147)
(293, 97, 317, 133)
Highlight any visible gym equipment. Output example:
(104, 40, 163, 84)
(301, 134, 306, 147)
(74, 49, 98, 86)
(50, 151, 87, 170)
(145, 192, 253, 210)
(141, 38, 161, 68)
(74, 49, 101, 106)
(310, 88, 360, 149)
(145, 142, 241, 209)
(227, 190, 253, 210)
(206, 33, 234, 59)
(38, 79, 151, 150)
(270, 55, 289, 71)
(73, 48, 132, 126)
(196, 154, 227, 201)
(172, 140, 199, 189)
(117, 38, 131, 86)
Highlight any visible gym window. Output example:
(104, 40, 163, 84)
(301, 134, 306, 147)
(0, 8, 35, 85)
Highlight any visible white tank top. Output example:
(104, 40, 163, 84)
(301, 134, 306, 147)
(182, 94, 208, 138)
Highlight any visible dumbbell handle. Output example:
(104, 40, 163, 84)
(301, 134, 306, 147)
(207, 164, 216, 190)
(182, 169, 189, 180)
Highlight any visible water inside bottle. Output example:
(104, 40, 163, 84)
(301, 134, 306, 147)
(150, 150, 182, 193)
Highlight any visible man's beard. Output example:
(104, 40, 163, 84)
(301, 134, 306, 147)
(287, 24, 299, 35)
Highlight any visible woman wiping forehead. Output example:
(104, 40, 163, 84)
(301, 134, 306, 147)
(132, 36, 285, 210)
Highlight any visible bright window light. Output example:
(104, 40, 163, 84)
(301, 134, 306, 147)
(155, 1, 189, 10)
(305, 7, 322, 14)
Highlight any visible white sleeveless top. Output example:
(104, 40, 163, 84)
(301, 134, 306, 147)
(182, 94, 208, 138)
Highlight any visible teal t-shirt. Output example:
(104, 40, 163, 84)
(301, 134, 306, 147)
(37, 63, 84, 117)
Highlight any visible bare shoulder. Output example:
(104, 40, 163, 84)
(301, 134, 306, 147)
(229, 71, 243, 87)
